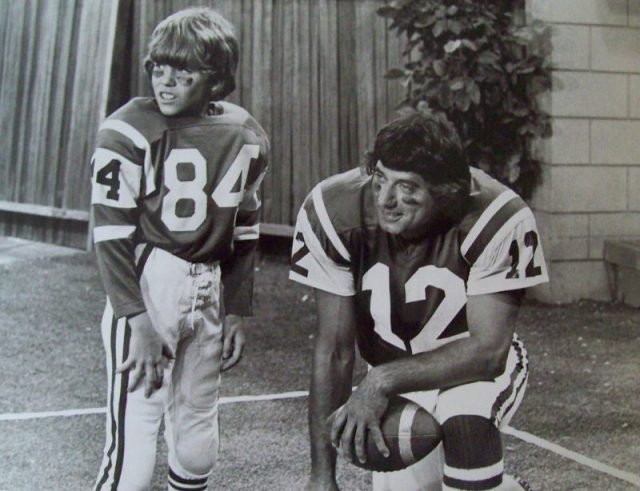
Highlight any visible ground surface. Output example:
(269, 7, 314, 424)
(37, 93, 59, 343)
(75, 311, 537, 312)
(0, 244, 638, 490)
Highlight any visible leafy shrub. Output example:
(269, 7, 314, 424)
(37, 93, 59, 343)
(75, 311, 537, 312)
(378, 0, 552, 199)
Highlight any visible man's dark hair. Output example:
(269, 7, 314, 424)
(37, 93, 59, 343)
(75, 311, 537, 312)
(364, 110, 471, 222)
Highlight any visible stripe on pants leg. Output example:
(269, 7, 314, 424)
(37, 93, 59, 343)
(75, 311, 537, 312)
(94, 308, 130, 491)
(492, 338, 528, 427)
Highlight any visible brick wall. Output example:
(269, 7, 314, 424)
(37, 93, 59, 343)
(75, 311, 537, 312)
(527, 0, 640, 302)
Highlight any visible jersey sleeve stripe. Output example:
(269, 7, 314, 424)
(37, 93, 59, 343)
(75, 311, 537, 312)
(462, 191, 526, 264)
(234, 224, 260, 241)
(92, 204, 138, 228)
(311, 184, 351, 262)
(238, 191, 261, 213)
(100, 119, 156, 195)
(94, 225, 137, 243)
(289, 206, 355, 296)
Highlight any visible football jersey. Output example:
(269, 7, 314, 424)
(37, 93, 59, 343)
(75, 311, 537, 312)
(91, 97, 269, 318)
(289, 167, 548, 366)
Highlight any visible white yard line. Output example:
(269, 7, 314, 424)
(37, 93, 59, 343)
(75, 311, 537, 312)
(2, 391, 639, 487)
(502, 425, 640, 487)
(0, 390, 310, 421)
(0, 407, 106, 421)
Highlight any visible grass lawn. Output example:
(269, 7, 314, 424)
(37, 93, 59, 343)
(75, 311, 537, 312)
(0, 247, 638, 490)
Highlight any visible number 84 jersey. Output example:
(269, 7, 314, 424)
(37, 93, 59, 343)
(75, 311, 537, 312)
(91, 98, 269, 319)
(289, 167, 548, 367)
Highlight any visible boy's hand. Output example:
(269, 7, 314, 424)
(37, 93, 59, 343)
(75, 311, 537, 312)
(222, 314, 245, 371)
(117, 311, 174, 398)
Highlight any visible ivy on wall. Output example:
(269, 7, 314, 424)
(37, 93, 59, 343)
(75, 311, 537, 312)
(378, 0, 552, 199)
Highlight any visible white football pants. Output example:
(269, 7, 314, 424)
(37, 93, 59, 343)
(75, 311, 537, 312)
(94, 246, 224, 491)
(373, 337, 528, 491)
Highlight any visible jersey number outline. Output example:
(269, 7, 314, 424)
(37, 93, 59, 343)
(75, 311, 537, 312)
(95, 159, 121, 201)
(162, 145, 260, 231)
(507, 230, 542, 279)
(93, 144, 260, 232)
(362, 263, 466, 352)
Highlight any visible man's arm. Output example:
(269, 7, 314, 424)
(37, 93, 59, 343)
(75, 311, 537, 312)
(332, 290, 522, 464)
(307, 289, 358, 491)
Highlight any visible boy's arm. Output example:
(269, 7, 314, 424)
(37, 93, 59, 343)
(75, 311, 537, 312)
(219, 188, 260, 370)
(91, 122, 172, 396)
(91, 143, 146, 319)
(219, 142, 268, 370)
(220, 132, 268, 317)
(219, 197, 261, 316)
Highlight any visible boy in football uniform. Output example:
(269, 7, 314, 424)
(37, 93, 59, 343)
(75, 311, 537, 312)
(91, 8, 269, 490)
(290, 111, 547, 490)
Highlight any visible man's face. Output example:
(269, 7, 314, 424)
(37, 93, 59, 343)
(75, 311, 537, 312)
(371, 161, 438, 239)
(150, 64, 210, 117)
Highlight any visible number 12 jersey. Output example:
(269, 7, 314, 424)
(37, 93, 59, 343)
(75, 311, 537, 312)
(289, 167, 548, 366)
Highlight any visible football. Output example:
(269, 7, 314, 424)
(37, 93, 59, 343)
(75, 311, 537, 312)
(328, 395, 442, 472)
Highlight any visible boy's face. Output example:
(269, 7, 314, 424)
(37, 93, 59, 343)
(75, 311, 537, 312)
(150, 64, 211, 117)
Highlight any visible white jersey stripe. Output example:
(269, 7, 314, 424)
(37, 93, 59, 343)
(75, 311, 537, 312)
(91, 148, 142, 208)
(242, 169, 268, 211)
(311, 185, 351, 262)
(289, 207, 355, 296)
(100, 119, 156, 195)
(481, 208, 531, 254)
(101, 119, 148, 150)
(461, 189, 518, 256)
(234, 224, 260, 241)
(94, 225, 136, 243)
(444, 461, 504, 481)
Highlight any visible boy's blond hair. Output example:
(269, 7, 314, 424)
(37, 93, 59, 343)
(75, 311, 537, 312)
(144, 7, 239, 100)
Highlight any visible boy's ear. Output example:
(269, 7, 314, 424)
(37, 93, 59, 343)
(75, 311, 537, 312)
(209, 78, 227, 100)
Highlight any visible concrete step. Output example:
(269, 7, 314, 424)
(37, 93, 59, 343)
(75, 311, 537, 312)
(604, 239, 640, 307)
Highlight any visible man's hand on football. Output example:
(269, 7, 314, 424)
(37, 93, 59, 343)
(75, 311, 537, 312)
(117, 311, 174, 398)
(330, 372, 390, 464)
(222, 314, 245, 371)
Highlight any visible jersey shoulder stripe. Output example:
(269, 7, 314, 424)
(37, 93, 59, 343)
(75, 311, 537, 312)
(106, 98, 167, 140)
(318, 167, 375, 234)
(97, 98, 162, 195)
(207, 101, 270, 155)
(460, 169, 528, 264)
(100, 119, 150, 151)
(302, 168, 372, 266)
(311, 185, 351, 262)
(94, 225, 136, 243)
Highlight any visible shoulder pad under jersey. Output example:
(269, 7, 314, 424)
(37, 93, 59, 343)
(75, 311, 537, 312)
(104, 97, 168, 142)
(299, 167, 375, 266)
